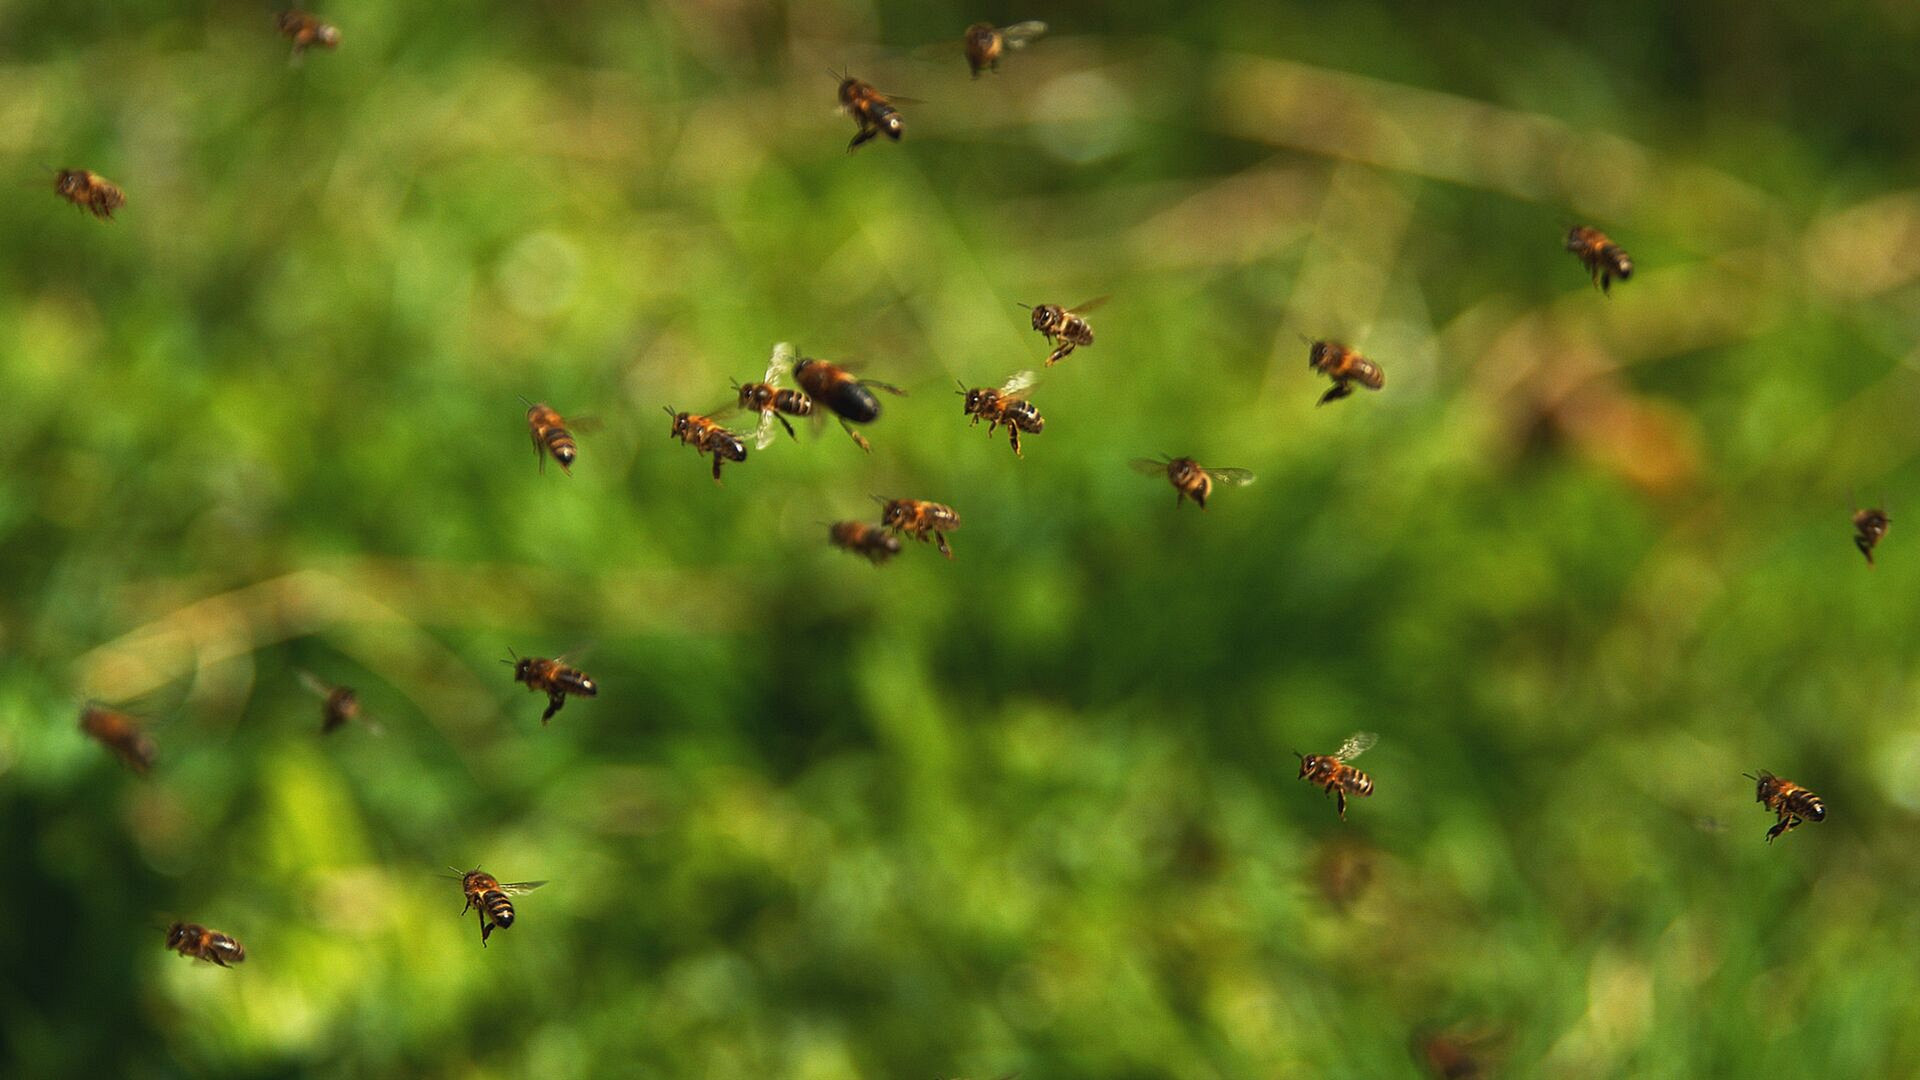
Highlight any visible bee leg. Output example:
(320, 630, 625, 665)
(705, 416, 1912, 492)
(1336, 790, 1349, 821)
(840, 420, 872, 454)
(1046, 342, 1072, 366)
(935, 532, 953, 560)
(542, 694, 564, 724)
(533, 436, 546, 474)
(776, 413, 797, 441)
(1765, 816, 1793, 844)
(477, 908, 492, 946)
(1318, 382, 1354, 406)
(848, 126, 878, 153)
(711, 455, 724, 483)
(1008, 426, 1022, 457)
(1857, 536, 1876, 566)
(1600, 272, 1613, 296)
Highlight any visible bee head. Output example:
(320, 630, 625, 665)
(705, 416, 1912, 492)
(961, 385, 986, 413)
(1027, 306, 1050, 332)
(1295, 751, 1315, 777)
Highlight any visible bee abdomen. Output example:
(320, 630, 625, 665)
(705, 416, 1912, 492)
(830, 385, 882, 424)
(774, 389, 812, 416)
(483, 893, 516, 928)
(1603, 245, 1633, 278)
(1788, 792, 1826, 821)
(556, 670, 598, 697)
(713, 434, 749, 462)
(1346, 771, 1374, 797)
(1009, 402, 1045, 431)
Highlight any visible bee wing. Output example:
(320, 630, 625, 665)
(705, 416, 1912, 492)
(1066, 295, 1111, 315)
(494, 880, 549, 896)
(753, 410, 778, 450)
(1334, 732, 1378, 762)
(1204, 467, 1257, 487)
(768, 343, 797, 381)
(1128, 457, 1170, 477)
(567, 415, 603, 434)
(295, 669, 333, 699)
(999, 21, 1048, 48)
(999, 370, 1038, 397)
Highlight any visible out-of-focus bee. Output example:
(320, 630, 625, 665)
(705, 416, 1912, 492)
(1129, 456, 1255, 510)
(1311, 839, 1376, 912)
(664, 407, 749, 481)
(877, 497, 961, 559)
(1020, 297, 1106, 366)
(1853, 506, 1890, 567)
(958, 371, 1044, 456)
(836, 73, 913, 152)
(454, 867, 547, 946)
(522, 399, 598, 475)
(277, 10, 340, 57)
(165, 921, 246, 967)
(1306, 340, 1385, 406)
(828, 520, 904, 565)
(53, 169, 125, 221)
(1411, 1025, 1505, 1080)
(504, 650, 597, 724)
(790, 351, 905, 453)
(963, 20, 1048, 77)
(79, 703, 156, 776)
(297, 670, 374, 735)
(1565, 225, 1633, 294)
(1295, 732, 1378, 820)
(732, 343, 816, 449)
(1745, 770, 1825, 844)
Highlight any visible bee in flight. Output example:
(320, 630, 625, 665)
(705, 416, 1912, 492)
(1565, 225, 1633, 295)
(276, 10, 340, 57)
(1411, 1025, 1504, 1080)
(958, 370, 1044, 456)
(522, 399, 597, 475)
(877, 497, 961, 559)
(1020, 297, 1105, 366)
(1853, 505, 1890, 567)
(79, 703, 156, 776)
(836, 73, 913, 152)
(165, 921, 246, 967)
(1296, 732, 1378, 820)
(53, 169, 125, 221)
(963, 20, 1048, 77)
(664, 407, 749, 481)
(1306, 340, 1385, 406)
(828, 520, 903, 565)
(504, 649, 597, 724)
(732, 343, 816, 449)
(454, 867, 547, 946)
(1130, 455, 1255, 510)
(790, 352, 905, 453)
(297, 670, 373, 735)
(1745, 770, 1825, 844)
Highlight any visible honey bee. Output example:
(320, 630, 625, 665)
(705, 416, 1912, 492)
(828, 520, 904, 564)
(1411, 1026, 1504, 1079)
(523, 399, 595, 475)
(297, 670, 367, 735)
(1565, 225, 1633, 294)
(165, 921, 246, 967)
(79, 703, 156, 776)
(733, 343, 816, 449)
(957, 371, 1044, 456)
(504, 650, 598, 724)
(454, 867, 547, 946)
(790, 352, 905, 453)
(1306, 340, 1386, 405)
(963, 20, 1048, 77)
(1129, 456, 1255, 510)
(1020, 297, 1106, 366)
(53, 169, 124, 221)
(1745, 770, 1826, 844)
(664, 407, 749, 481)
(877, 497, 962, 559)
(1853, 506, 1890, 567)
(277, 10, 340, 56)
(1295, 732, 1378, 820)
(836, 74, 912, 152)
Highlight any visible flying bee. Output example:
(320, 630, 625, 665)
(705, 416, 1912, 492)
(277, 10, 340, 56)
(1853, 505, 1890, 567)
(1295, 732, 1378, 820)
(1565, 225, 1633, 294)
(504, 649, 597, 724)
(454, 867, 547, 946)
(957, 370, 1044, 456)
(664, 407, 749, 481)
(877, 497, 961, 559)
(732, 343, 816, 449)
(522, 399, 599, 475)
(836, 73, 913, 152)
(297, 670, 377, 735)
(165, 922, 246, 967)
(1306, 340, 1385, 406)
(79, 703, 156, 776)
(828, 520, 903, 565)
(1020, 297, 1106, 366)
(1129, 455, 1255, 510)
(790, 351, 905, 453)
(1745, 770, 1826, 844)
(1412, 1025, 1505, 1080)
(963, 20, 1048, 77)
(53, 169, 125, 220)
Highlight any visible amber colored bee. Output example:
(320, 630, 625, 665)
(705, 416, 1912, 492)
(454, 867, 547, 946)
(1129, 455, 1255, 510)
(1307, 340, 1385, 405)
(733, 343, 816, 449)
(1311, 839, 1376, 912)
(79, 703, 156, 776)
(1296, 732, 1378, 820)
(504, 650, 597, 724)
(1565, 225, 1633, 294)
(664, 407, 749, 481)
(165, 922, 246, 967)
(1411, 1026, 1504, 1080)
(1746, 770, 1825, 844)
(837, 74, 910, 152)
(1853, 506, 1890, 567)
(297, 670, 366, 735)
(277, 10, 340, 56)
(521, 399, 598, 475)
(958, 371, 1044, 456)
(828, 520, 903, 565)
(790, 352, 905, 453)
(1020, 297, 1106, 366)
(878, 497, 961, 559)
(53, 169, 125, 221)
(963, 20, 1048, 77)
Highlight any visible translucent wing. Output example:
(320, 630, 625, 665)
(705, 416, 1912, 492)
(999, 370, 1038, 397)
(999, 21, 1048, 48)
(566, 415, 604, 434)
(753, 410, 778, 450)
(1204, 467, 1257, 487)
(770, 342, 798, 377)
(494, 880, 549, 896)
(1334, 732, 1378, 762)
(1067, 295, 1110, 315)
(1128, 457, 1170, 477)
(296, 669, 333, 699)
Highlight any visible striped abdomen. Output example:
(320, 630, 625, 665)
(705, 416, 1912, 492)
(1005, 400, 1045, 432)
(1060, 316, 1094, 346)
(482, 890, 516, 930)
(771, 388, 813, 417)
(1339, 767, 1374, 798)
(1783, 788, 1825, 822)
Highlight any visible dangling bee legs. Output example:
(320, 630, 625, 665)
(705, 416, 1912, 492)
(1336, 790, 1350, 821)
(1007, 425, 1023, 457)
(1046, 342, 1074, 366)
(847, 126, 879, 152)
(1766, 816, 1800, 844)
(839, 419, 872, 454)
(934, 532, 953, 560)
(1318, 381, 1355, 406)
(774, 413, 797, 441)
(541, 693, 566, 724)
(711, 455, 725, 482)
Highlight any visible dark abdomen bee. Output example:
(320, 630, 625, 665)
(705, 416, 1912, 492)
(828, 520, 903, 564)
(1565, 225, 1633, 294)
(790, 352, 905, 452)
(734, 343, 816, 448)
(456, 868, 547, 946)
(958, 371, 1044, 456)
(664, 407, 749, 481)
(1746, 770, 1825, 844)
(836, 75, 909, 152)
(1021, 297, 1106, 366)
(878, 498, 961, 559)
(1296, 732, 1377, 820)
(505, 650, 597, 724)
(1307, 340, 1385, 405)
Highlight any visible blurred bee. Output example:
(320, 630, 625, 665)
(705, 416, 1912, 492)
(1853, 505, 1890, 567)
(1295, 732, 1378, 820)
(877, 497, 961, 559)
(522, 399, 598, 475)
(1312, 839, 1376, 912)
(504, 649, 598, 724)
(165, 921, 245, 967)
(733, 343, 815, 449)
(963, 21, 1048, 77)
(454, 867, 547, 946)
(828, 520, 903, 565)
(1020, 297, 1106, 366)
(277, 10, 340, 56)
(1411, 1025, 1504, 1080)
(1307, 340, 1385, 406)
(1129, 455, 1255, 510)
(790, 352, 905, 453)
(53, 169, 124, 221)
(79, 703, 156, 776)
(297, 670, 370, 735)
(1745, 770, 1825, 844)
(1565, 225, 1633, 294)
(958, 370, 1044, 457)
(664, 407, 749, 481)
(836, 73, 911, 152)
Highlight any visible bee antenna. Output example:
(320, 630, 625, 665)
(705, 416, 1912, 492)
(517, 395, 535, 408)
(501, 646, 519, 665)
(1015, 302, 1033, 310)
(661, 405, 676, 418)
(954, 379, 969, 395)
